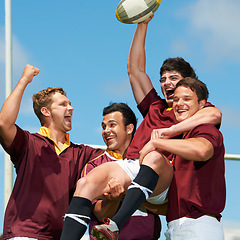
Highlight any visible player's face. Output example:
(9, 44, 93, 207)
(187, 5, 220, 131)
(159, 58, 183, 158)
(173, 86, 203, 122)
(102, 111, 130, 156)
(160, 71, 183, 106)
(48, 92, 74, 132)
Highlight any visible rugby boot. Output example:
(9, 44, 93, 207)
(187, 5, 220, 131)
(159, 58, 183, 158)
(91, 218, 119, 240)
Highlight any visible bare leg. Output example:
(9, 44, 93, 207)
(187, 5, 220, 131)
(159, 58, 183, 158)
(60, 162, 131, 240)
(74, 162, 132, 201)
(141, 150, 173, 197)
(96, 151, 173, 232)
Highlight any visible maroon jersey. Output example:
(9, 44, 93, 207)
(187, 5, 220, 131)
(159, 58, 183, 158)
(166, 124, 226, 223)
(127, 88, 177, 159)
(1, 125, 103, 240)
(127, 88, 216, 159)
(82, 150, 161, 240)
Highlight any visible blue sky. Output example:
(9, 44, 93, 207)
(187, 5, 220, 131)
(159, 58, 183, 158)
(0, 0, 240, 238)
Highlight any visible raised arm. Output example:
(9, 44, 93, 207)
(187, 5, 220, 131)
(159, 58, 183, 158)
(0, 64, 39, 147)
(127, 16, 154, 105)
(151, 106, 222, 139)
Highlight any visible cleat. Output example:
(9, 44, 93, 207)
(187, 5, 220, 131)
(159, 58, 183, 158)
(91, 218, 119, 240)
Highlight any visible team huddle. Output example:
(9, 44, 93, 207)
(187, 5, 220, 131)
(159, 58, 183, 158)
(0, 14, 225, 240)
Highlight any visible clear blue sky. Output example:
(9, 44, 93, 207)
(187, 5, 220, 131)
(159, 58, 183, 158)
(0, 0, 240, 238)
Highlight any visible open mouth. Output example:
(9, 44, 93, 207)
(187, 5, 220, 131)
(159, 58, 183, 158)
(64, 115, 72, 122)
(166, 89, 174, 98)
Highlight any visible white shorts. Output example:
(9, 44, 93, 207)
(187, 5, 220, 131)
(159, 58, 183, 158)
(165, 215, 224, 240)
(116, 158, 169, 205)
(8, 238, 39, 240)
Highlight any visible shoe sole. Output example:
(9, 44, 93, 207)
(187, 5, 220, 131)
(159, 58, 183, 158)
(91, 228, 108, 240)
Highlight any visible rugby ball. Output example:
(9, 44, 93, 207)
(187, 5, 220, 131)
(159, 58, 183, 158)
(116, 0, 161, 24)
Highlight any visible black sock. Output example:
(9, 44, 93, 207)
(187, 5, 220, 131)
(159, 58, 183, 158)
(112, 164, 159, 230)
(60, 196, 92, 240)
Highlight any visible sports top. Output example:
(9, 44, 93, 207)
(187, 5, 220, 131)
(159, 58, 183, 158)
(1, 125, 103, 240)
(166, 124, 226, 223)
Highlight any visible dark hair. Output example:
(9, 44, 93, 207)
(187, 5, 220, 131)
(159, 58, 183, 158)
(160, 57, 197, 78)
(103, 103, 137, 136)
(32, 87, 66, 126)
(175, 77, 209, 102)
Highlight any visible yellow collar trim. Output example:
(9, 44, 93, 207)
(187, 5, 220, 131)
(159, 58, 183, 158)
(38, 127, 70, 155)
(166, 107, 172, 111)
(106, 149, 123, 159)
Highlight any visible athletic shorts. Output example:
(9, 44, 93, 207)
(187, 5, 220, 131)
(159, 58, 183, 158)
(116, 158, 169, 205)
(8, 238, 39, 240)
(165, 215, 224, 240)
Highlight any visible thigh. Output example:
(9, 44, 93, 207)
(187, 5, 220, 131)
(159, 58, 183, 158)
(142, 151, 173, 197)
(86, 161, 132, 189)
(75, 161, 132, 200)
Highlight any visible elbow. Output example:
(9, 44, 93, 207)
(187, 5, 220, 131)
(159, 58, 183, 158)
(211, 108, 222, 125)
(0, 116, 5, 133)
(195, 148, 214, 162)
(127, 59, 133, 76)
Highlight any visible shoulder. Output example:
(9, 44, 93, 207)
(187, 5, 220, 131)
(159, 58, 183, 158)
(189, 123, 224, 148)
(81, 150, 112, 177)
(138, 88, 163, 117)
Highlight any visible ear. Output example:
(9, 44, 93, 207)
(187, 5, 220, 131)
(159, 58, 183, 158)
(41, 107, 51, 117)
(126, 124, 134, 135)
(199, 100, 206, 109)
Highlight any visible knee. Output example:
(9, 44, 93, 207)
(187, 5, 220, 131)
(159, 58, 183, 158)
(74, 177, 88, 196)
(142, 150, 168, 172)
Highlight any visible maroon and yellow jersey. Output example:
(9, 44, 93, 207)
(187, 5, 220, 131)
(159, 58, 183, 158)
(167, 124, 226, 223)
(1, 125, 103, 240)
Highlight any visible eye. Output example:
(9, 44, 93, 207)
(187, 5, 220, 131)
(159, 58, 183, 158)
(160, 78, 166, 83)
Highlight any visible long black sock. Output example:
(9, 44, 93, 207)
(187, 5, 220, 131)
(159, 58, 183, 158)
(60, 196, 92, 240)
(112, 164, 159, 230)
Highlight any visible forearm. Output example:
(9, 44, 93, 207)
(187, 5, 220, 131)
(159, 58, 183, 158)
(143, 201, 168, 216)
(128, 23, 148, 74)
(169, 107, 222, 136)
(0, 78, 28, 125)
(92, 199, 121, 221)
(0, 78, 29, 145)
(127, 22, 153, 104)
(0, 64, 39, 146)
(141, 137, 214, 162)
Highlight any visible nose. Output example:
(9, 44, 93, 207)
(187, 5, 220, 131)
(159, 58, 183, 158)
(164, 77, 173, 86)
(68, 104, 74, 111)
(103, 125, 111, 135)
(177, 98, 184, 105)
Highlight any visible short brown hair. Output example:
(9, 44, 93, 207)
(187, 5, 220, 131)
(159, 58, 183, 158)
(175, 77, 209, 102)
(32, 87, 66, 125)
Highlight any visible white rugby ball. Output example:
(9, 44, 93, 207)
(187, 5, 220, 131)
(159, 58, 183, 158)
(116, 0, 161, 24)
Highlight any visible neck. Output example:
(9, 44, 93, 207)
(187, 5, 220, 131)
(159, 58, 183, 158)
(48, 128, 67, 145)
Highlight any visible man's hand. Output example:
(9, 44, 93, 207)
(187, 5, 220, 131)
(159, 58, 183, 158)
(103, 178, 125, 200)
(21, 64, 40, 84)
(151, 127, 175, 140)
(141, 14, 154, 24)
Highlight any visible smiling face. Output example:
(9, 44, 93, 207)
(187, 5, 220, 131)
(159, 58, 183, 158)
(48, 92, 74, 132)
(173, 86, 205, 122)
(102, 111, 133, 156)
(160, 71, 183, 106)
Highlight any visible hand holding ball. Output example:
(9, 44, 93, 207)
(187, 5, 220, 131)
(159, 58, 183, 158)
(116, 0, 161, 24)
